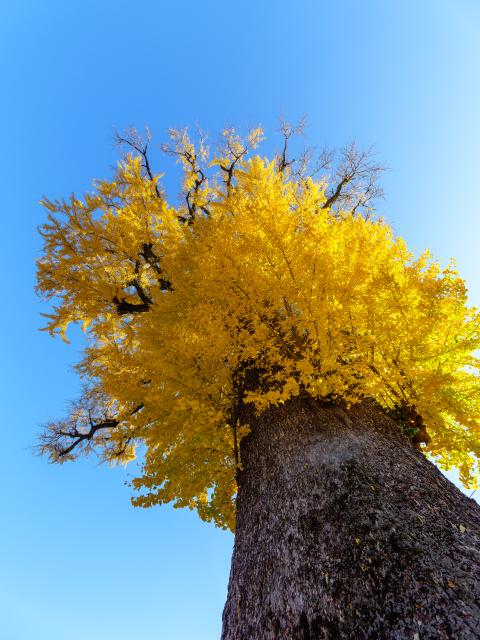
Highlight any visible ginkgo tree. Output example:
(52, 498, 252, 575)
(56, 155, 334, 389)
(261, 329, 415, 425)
(37, 125, 480, 639)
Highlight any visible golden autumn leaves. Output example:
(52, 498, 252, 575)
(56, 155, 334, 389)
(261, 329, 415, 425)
(37, 130, 480, 529)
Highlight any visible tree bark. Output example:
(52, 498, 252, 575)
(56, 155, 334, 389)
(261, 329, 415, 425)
(221, 398, 480, 639)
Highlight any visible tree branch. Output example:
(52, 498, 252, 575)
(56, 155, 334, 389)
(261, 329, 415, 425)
(322, 175, 350, 209)
(276, 115, 306, 173)
(115, 127, 161, 198)
(161, 127, 211, 224)
(56, 418, 119, 458)
(139, 242, 172, 291)
(321, 143, 385, 214)
(38, 396, 144, 462)
(112, 296, 151, 315)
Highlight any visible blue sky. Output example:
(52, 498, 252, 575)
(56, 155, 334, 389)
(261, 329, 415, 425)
(2, 1, 480, 638)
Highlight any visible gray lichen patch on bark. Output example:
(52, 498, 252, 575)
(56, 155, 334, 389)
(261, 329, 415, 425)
(221, 398, 480, 639)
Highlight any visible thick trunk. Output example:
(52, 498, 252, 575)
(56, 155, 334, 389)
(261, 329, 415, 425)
(221, 398, 480, 639)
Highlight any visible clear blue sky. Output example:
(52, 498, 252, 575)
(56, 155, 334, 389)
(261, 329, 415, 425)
(2, 1, 480, 638)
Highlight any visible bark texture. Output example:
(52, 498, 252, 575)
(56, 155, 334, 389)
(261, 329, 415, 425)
(221, 398, 480, 640)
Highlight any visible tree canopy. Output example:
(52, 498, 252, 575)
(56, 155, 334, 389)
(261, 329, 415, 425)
(37, 126, 480, 530)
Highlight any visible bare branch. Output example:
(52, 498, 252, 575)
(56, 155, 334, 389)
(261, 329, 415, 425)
(322, 174, 351, 210)
(321, 142, 386, 214)
(37, 389, 143, 462)
(276, 115, 307, 173)
(295, 146, 333, 181)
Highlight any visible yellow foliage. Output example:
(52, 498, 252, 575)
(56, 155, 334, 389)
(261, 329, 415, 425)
(37, 131, 480, 529)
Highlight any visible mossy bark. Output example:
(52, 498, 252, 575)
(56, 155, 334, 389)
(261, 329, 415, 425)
(221, 398, 480, 639)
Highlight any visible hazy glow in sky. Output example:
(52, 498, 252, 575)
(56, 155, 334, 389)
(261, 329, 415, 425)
(2, 1, 480, 638)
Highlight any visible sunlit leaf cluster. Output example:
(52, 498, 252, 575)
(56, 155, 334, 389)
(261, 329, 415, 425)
(37, 127, 480, 529)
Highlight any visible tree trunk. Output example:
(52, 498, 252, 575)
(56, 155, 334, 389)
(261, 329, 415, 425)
(221, 398, 480, 639)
